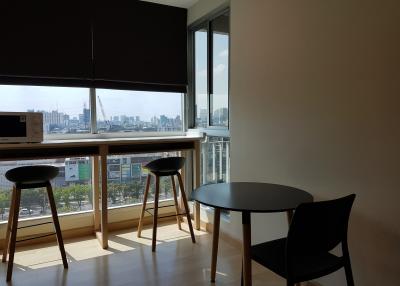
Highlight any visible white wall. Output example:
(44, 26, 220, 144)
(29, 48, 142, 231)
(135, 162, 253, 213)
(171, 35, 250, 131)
(190, 0, 400, 285)
(187, 0, 228, 24)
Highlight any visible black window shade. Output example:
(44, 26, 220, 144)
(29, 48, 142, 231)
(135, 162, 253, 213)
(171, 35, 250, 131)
(93, 1, 187, 93)
(0, 0, 188, 93)
(0, 0, 93, 87)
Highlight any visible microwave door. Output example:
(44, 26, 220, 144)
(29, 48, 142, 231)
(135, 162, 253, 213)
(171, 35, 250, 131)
(0, 115, 27, 138)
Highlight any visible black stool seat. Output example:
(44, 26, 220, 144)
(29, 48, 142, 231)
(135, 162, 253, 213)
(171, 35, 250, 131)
(5, 165, 59, 185)
(144, 157, 185, 176)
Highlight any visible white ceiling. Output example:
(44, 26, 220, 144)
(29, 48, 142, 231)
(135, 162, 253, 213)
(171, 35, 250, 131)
(142, 0, 199, 9)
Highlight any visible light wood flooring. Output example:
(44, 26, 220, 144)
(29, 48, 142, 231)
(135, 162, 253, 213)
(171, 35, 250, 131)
(0, 222, 315, 286)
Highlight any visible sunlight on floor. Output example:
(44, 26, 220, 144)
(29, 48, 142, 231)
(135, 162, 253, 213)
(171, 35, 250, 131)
(9, 221, 207, 270)
(0, 221, 315, 286)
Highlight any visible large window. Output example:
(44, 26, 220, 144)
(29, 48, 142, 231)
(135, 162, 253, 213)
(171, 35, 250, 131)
(0, 158, 92, 221)
(0, 85, 184, 136)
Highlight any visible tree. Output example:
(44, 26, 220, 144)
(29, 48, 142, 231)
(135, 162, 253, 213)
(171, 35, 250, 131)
(20, 188, 41, 215)
(70, 184, 89, 211)
(108, 182, 122, 205)
(0, 189, 10, 220)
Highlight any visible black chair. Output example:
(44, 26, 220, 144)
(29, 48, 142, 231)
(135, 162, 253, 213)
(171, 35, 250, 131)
(249, 194, 355, 286)
(2, 165, 68, 281)
(137, 157, 195, 251)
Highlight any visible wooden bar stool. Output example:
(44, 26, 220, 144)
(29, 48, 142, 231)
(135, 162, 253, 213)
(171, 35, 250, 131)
(137, 157, 196, 251)
(2, 165, 68, 281)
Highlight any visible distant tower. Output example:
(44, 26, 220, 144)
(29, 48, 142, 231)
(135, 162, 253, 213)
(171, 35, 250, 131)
(83, 102, 90, 129)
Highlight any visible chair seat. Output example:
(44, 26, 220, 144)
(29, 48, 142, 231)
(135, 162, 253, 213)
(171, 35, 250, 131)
(5, 165, 59, 185)
(144, 157, 185, 176)
(251, 238, 344, 282)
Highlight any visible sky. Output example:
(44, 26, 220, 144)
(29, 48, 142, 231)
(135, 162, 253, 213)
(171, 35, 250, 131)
(195, 30, 229, 114)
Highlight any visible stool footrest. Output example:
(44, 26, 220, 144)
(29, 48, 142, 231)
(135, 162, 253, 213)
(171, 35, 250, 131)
(145, 204, 176, 211)
(17, 221, 53, 230)
(16, 232, 56, 243)
(145, 207, 187, 219)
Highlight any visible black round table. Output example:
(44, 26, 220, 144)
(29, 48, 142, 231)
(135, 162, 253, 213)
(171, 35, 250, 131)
(192, 182, 313, 286)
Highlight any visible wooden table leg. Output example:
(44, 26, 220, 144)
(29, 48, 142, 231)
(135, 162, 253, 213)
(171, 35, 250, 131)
(210, 208, 221, 282)
(193, 140, 201, 230)
(242, 211, 252, 286)
(97, 145, 108, 249)
(92, 156, 100, 231)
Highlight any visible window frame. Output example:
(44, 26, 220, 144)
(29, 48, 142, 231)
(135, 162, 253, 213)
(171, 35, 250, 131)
(188, 7, 230, 134)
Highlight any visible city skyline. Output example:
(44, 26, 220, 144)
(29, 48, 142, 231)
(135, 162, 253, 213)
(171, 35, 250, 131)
(0, 85, 182, 121)
(33, 106, 182, 134)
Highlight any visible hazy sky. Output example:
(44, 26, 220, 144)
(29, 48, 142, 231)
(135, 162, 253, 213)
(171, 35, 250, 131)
(195, 31, 229, 113)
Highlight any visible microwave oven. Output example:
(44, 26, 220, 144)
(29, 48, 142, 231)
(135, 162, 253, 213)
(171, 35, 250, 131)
(0, 112, 44, 143)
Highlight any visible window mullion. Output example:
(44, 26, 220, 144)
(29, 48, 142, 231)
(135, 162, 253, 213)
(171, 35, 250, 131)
(207, 21, 212, 128)
(90, 88, 97, 134)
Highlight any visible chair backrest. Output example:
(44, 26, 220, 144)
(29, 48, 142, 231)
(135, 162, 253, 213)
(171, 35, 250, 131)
(286, 194, 355, 256)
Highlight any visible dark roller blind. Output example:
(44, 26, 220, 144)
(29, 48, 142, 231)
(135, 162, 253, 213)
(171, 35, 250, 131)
(93, 1, 188, 93)
(0, 0, 92, 87)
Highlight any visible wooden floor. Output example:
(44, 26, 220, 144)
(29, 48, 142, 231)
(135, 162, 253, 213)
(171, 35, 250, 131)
(0, 222, 313, 286)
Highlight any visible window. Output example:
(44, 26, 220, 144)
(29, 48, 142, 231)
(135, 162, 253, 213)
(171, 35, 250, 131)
(0, 85, 90, 135)
(192, 11, 229, 129)
(0, 85, 184, 136)
(189, 8, 231, 216)
(194, 27, 208, 128)
(201, 136, 230, 185)
(106, 152, 180, 209)
(96, 89, 183, 133)
(0, 84, 185, 223)
(0, 158, 92, 221)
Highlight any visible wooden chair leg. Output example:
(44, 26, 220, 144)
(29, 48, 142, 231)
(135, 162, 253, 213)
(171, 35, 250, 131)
(2, 186, 16, 263)
(137, 175, 151, 237)
(152, 175, 160, 252)
(46, 182, 68, 269)
(170, 175, 182, 230)
(177, 173, 195, 243)
(6, 187, 21, 282)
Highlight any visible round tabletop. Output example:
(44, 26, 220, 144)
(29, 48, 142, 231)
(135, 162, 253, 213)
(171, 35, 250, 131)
(192, 182, 313, 213)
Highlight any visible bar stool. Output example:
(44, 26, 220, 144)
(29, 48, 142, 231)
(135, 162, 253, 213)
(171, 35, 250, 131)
(2, 165, 68, 281)
(137, 157, 195, 251)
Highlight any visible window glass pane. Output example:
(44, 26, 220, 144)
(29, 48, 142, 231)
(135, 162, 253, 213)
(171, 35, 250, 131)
(0, 85, 90, 134)
(0, 158, 93, 221)
(210, 14, 229, 127)
(106, 152, 180, 208)
(194, 29, 208, 128)
(200, 136, 230, 185)
(96, 89, 183, 133)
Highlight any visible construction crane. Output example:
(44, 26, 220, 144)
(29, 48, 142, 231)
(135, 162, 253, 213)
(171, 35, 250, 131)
(97, 95, 111, 130)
